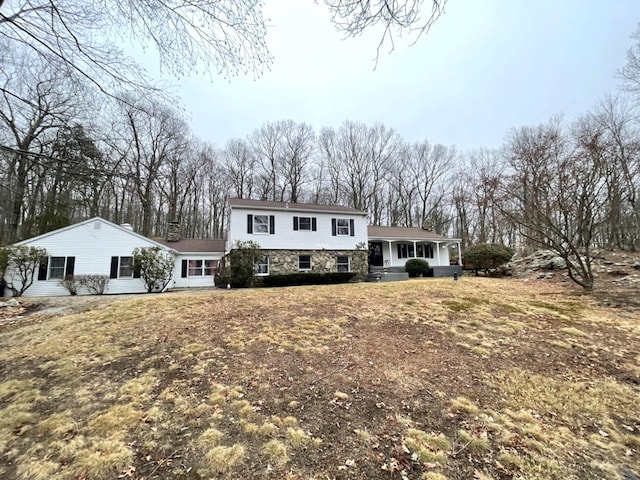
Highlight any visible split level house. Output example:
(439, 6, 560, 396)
(2, 199, 461, 297)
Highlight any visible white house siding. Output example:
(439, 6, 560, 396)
(9, 218, 172, 297)
(228, 207, 368, 252)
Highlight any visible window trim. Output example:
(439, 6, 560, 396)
(255, 255, 269, 276)
(336, 255, 351, 273)
(118, 256, 134, 278)
(48, 256, 67, 280)
(253, 214, 270, 234)
(298, 254, 312, 271)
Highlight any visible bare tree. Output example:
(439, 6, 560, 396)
(502, 118, 609, 292)
(112, 96, 188, 236)
(324, 0, 448, 64)
(0, 52, 79, 242)
(223, 138, 256, 200)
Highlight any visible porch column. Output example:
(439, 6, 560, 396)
(412, 241, 417, 258)
(457, 241, 462, 266)
(436, 241, 441, 266)
(387, 240, 393, 267)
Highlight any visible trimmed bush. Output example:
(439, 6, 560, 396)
(405, 259, 430, 278)
(261, 272, 356, 287)
(463, 243, 514, 275)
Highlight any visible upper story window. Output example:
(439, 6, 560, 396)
(331, 218, 355, 237)
(293, 216, 317, 231)
(247, 214, 275, 234)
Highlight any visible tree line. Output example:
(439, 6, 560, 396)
(1, 1, 639, 292)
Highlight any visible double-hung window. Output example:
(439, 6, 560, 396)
(254, 215, 269, 233)
(49, 257, 67, 279)
(38, 256, 76, 281)
(298, 255, 312, 271)
(119, 257, 134, 277)
(110, 256, 138, 279)
(331, 218, 355, 236)
(336, 256, 350, 272)
(255, 256, 269, 275)
(293, 216, 317, 231)
(247, 214, 275, 234)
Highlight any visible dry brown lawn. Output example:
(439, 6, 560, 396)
(0, 277, 638, 479)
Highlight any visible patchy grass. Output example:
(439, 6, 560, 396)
(0, 278, 639, 479)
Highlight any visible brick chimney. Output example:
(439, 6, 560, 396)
(167, 221, 181, 242)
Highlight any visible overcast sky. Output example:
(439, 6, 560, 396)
(147, 1, 640, 151)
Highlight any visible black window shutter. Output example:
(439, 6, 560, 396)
(397, 245, 402, 258)
(38, 257, 49, 281)
(350, 219, 355, 236)
(331, 219, 337, 236)
(269, 215, 275, 234)
(133, 265, 141, 279)
(312, 217, 317, 231)
(65, 257, 76, 276)
(181, 259, 188, 278)
(293, 216, 299, 230)
(110, 257, 118, 279)
(247, 214, 253, 234)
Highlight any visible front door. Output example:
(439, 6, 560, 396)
(369, 242, 384, 267)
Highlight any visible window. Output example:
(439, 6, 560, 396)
(38, 256, 75, 281)
(247, 214, 275, 234)
(336, 256, 350, 272)
(397, 244, 414, 259)
(204, 260, 216, 276)
(336, 219, 349, 235)
(182, 259, 218, 278)
(255, 256, 269, 276)
(298, 255, 312, 271)
(293, 216, 316, 231)
(49, 257, 67, 279)
(332, 218, 354, 236)
(398, 243, 433, 259)
(119, 257, 134, 277)
(110, 256, 139, 279)
(254, 215, 269, 233)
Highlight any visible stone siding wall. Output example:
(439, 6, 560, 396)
(261, 249, 368, 279)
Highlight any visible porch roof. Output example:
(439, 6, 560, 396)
(367, 226, 459, 242)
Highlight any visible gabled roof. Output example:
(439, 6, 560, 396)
(367, 226, 459, 242)
(228, 198, 367, 216)
(13, 217, 173, 250)
(154, 238, 225, 253)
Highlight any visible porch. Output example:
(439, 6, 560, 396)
(367, 225, 462, 278)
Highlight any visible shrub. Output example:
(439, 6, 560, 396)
(405, 258, 430, 277)
(463, 243, 514, 275)
(132, 247, 175, 293)
(227, 241, 261, 288)
(60, 274, 79, 295)
(78, 274, 110, 295)
(261, 272, 356, 287)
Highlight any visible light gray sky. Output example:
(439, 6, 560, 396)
(150, 0, 640, 151)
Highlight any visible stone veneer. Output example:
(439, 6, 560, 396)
(260, 249, 368, 279)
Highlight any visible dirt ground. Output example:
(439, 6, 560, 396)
(0, 276, 639, 480)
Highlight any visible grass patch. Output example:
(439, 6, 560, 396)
(200, 444, 245, 476)
(0, 278, 637, 479)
